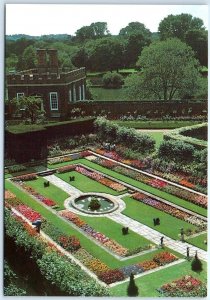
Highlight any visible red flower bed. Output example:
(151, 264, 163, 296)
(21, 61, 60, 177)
(98, 269, 125, 284)
(149, 178, 168, 188)
(153, 252, 178, 266)
(42, 198, 57, 207)
(15, 204, 42, 222)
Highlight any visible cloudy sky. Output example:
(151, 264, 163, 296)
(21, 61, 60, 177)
(6, 4, 208, 36)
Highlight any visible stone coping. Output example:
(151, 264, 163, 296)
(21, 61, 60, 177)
(70, 192, 119, 215)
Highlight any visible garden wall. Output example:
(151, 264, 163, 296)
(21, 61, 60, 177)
(67, 100, 207, 119)
(5, 118, 95, 163)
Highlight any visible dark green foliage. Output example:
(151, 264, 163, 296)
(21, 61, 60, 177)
(127, 273, 139, 296)
(4, 261, 26, 296)
(94, 117, 155, 154)
(37, 252, 109, 296)
(88, 198, 101, 210)
(158, 140, 195, 163)
(191, 253, 203, 272)
(102, 72, 124, 88)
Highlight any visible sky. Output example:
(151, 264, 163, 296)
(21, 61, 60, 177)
(6, 4, 208, 36)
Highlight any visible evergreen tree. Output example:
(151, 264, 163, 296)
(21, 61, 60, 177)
(127, 273, 139, 297)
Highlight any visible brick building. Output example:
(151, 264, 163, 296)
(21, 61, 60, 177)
(6, 49, 86, 118)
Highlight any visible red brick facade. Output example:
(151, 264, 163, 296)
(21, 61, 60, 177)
(7, 49, 86, 118)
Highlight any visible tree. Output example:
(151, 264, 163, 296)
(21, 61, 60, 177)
(124, 38, 201, 101)
(17, 45, 37, 71)
(13, 96, 45, 124)
(75, 22, 110, 42)
(119, 22, 151, 68)
(158, 14, 206, 41)
(158, 14, 207, 66)
(85, 37, 124, 71)
(127, 273, 139, 296)
(191, 251, 203, 272)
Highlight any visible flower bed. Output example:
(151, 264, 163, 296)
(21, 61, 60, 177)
(15, 204, 42, 222)
(153, 252, 178, 266)
(48, 151, 91, 165)
(158, 275, 206, 297)
(59, 210, 129, 257)
(132, 192, 206, 230)
(88, 154, 207, 208)
(98, 269, 125, 284)
(13, 173, 37, 181)
(5, 190, 16, 200)
(58, 235, 81, 251)
(57, 165, 76, 173)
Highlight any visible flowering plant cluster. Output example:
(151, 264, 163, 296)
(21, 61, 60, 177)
(90, 155, 207, 208)
(179, 179, 195, 189)
(48, 151, 91, 165)
(15, 204, 42, 222)
(58, 235, 81, 251)
(57, 164, 76, 173)
(132, 193, 206, 229)
(98, 269, 125, 284)
(153, 252, 178, 265)
(5, 190, 16, 200)
(12, 180, 58, 209)
(13, 173, 37, 181)
(75, 165, 126, 192)
(59, 210, 129, 256)
(158, 275, 206, 297)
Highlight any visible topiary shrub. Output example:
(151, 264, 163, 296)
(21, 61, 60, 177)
(191, 252, 203, 272)
(127, 273, 139, 296)
(102, 72, 124, 89)
(88, 198, 101, 210)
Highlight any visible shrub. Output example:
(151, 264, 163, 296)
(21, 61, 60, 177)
(7, 164, 26, 173)
(88, 198, 101, 210)
(102, 72, 124, 88)
(127, 273, 139, 296)
(158, 140, 195, 162)
(191, 252, 203, 272)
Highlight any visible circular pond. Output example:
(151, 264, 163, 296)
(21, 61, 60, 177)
(71, 193, 119, 215)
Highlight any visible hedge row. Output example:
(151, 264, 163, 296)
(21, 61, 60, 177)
(4, 209, 109, 296)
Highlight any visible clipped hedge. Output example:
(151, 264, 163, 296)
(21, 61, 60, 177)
(94, 117, 155, 153)
(4, 209, 109, 296)
(163, 123, 207, 149)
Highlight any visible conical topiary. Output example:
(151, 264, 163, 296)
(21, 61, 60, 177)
(127, 273, 139, 297)
(191, 251, 203, 272)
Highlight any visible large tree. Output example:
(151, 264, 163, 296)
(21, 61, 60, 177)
(158, 14, 207, 65)
(124, 38, 200, 101)
(75, 22, 110, 42)
(119, 22, 151, 67)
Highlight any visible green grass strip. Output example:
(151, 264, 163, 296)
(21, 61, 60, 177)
(186, 233, 207, 251)
(5, 180, 182, 269)
(110, 260, 207, 297)
(122, 196, 197, 240)
(25, 177, 69, 210)
(80, 216, 154, 251)
(48, 159, 207, 217)
(56, 170, 126, 196)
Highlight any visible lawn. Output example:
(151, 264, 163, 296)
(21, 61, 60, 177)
(47, 159, 207, 217)
(80, 215, 154, 251)
(56, 170, 126, 196)
(143, 132, 164, 148)
(113, 120, 202, 129)
(110, 260, 207, 297)
(187, 233, 207, 251)
(122, 196, 198, 240)
(6, 180, 179, 269)
(25, 177, 69, 210)
(92, 87, 125, 101)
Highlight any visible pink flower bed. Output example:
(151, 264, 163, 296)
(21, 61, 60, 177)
(42, 198, 57, 207)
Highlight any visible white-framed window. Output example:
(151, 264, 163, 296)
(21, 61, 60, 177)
(79, 86, 82, 100)
(73, 84, 76, 102)
(50, 92, 58, 110)
(17, 92, 24, 100)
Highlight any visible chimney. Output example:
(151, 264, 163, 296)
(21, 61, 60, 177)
(48, 49, 59, 73)
(37, 49, 47, 73)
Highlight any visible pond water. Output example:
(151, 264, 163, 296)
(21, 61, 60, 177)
(74, 195, 115, 213)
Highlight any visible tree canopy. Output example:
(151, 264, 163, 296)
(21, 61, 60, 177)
(158, 14, 207, 66)
(124, 38, 201, 101)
